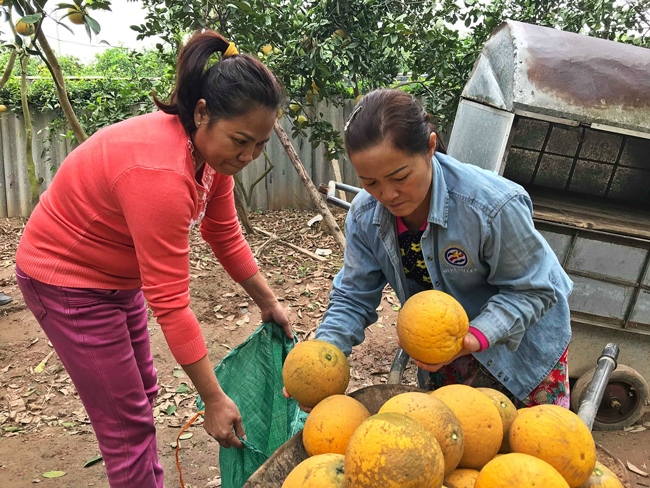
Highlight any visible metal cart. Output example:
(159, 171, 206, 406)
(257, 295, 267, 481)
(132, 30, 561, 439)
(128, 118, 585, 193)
(444, 20, 650, 430)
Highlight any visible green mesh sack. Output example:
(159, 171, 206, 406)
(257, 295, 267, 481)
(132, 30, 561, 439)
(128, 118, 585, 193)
(197, 322, 307, 488)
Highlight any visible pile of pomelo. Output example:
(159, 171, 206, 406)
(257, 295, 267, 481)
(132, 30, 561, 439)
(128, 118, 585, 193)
(280, 291, 624, 488)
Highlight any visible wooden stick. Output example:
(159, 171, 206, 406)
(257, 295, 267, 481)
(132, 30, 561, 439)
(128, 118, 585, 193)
(254, 236, 276, 258)
(331, 159, 347, 202)
(273, 121, 346, 252)
(253, 227, 327, 262)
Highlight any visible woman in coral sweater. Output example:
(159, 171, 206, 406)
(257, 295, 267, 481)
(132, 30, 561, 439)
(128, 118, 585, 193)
(15, 30, 289, 488)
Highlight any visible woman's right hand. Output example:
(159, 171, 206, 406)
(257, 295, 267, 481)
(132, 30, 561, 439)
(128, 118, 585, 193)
(203, 393, 246, 449)
(282, 387, 313, 413)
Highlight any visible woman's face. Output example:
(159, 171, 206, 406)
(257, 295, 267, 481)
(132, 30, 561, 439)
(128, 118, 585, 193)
(192, 102, 276, 175)
(349, 134, 436, 218)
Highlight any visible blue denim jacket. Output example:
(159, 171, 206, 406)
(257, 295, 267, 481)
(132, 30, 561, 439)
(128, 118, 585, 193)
(315, 153, 573, 400)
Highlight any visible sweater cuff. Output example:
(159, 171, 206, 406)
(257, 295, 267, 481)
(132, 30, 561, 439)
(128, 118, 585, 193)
(226, 255, 259, 283)
(170, 335, 208, 365)
(468, 326, 490, 352)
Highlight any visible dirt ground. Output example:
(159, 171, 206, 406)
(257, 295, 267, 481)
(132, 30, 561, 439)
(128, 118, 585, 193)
(0, 210, 648, 488)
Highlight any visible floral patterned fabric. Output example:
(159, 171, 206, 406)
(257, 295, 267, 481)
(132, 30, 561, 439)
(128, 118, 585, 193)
(425, 347, 570, 408)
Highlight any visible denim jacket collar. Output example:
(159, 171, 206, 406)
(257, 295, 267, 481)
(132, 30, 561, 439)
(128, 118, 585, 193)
(372, 154, 450, 232)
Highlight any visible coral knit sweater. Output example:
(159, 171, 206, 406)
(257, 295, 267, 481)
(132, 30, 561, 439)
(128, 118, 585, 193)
(16, 111, 258, 365)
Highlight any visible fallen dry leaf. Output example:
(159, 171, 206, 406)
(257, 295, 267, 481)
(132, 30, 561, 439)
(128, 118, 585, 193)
(628, 461, 649, 477)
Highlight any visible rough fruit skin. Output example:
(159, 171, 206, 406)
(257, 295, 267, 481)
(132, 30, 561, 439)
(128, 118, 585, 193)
(303, 394, 370, 456)
(579, 461, 624, 488)
(378, 392, 464, 477)
(68, 7, 84, 24)
(430, 385, 503, 469)
(282, 340, 350, 408)
(509, 404, 596, 487)
(345, 412, 444, 488)
(282, 453, 346, 488)
(476, 453, 570, 488)
(476, 388, 518, 453)
(444, 469, 479, 488)
(397, 290, 469, 364)
(16, 21, 35, 36)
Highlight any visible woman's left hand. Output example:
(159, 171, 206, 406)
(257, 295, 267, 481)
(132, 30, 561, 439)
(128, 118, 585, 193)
(406, 333, 482, 373)
(238, 271, 293, 339)
(261, 301, 293, 339)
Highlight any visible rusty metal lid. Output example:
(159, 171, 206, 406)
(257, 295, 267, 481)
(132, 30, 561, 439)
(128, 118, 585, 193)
(462, 21, 650, 135)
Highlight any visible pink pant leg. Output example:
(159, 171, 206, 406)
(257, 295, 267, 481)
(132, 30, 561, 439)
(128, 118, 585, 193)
(16, 266, 165, 488)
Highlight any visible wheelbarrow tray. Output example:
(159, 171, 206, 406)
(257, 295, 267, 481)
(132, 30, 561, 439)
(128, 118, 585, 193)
(243, 384, 631, 487)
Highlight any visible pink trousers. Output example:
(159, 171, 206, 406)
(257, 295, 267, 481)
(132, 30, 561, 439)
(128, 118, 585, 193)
(16, 265, 165, 488)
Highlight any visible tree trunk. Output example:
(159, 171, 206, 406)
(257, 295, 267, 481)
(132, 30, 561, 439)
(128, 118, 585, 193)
(34, 31, 87, 143)
(0, 51, 16, 89)
(20, 56, 42, 208)
(273, 120, 346, 252)
(234, 182, 254, 235)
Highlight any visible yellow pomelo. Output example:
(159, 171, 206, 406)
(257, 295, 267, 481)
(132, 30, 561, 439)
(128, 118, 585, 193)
(303, 394, 370, 456)
(282, 340, 349, 408)
(397, 290, 468, 364)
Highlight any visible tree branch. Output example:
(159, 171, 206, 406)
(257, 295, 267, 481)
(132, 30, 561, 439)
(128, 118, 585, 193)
(273, 120, 346, 252)
(17, 0, 88, 143)
(0, 51, 16, 90)
(245, 149, 274, 208)
(20, 54, 42, 208)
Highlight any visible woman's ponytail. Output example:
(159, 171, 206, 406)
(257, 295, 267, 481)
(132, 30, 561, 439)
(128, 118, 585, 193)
(155, 30, 282, 135)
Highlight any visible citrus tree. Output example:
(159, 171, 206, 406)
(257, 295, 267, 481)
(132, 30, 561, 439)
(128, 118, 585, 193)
(0, 0, 113, 204)
(135, 0, 460, 160)
(0, 0, 113, 143)
(133, 0, 649, 249)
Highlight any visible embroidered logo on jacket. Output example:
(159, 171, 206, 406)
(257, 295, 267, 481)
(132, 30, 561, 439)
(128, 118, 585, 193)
(443, 246, 470, 267)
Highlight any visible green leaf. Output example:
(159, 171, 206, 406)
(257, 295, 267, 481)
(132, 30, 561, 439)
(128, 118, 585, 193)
(52, 18, 75, 35)
(172, 368, 185, 378)
(179, 432, 193, 440)
(43, 471, 66, 478)
(176, 383, 189, 394)
(14, 2, 25, 17)
(165, 405, 177, 415)
(62, 422, 76, 427)
(85, 15, 101, 35)
(4, 426, 23, 432)
(83, 455, 103, 468)
(19, 13, 43, 24)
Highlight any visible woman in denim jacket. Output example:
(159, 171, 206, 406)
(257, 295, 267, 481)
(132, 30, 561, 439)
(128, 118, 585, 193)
(313, 89, 574, 407)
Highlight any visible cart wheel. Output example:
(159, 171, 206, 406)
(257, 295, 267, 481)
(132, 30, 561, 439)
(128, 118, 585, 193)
(571, 364, 649, 431)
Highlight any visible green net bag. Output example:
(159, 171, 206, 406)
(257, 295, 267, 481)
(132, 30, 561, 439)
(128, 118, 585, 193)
(197, 322, 307, 488)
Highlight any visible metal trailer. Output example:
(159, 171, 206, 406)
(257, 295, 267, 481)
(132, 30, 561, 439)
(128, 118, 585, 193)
(322, 21, 650, 430)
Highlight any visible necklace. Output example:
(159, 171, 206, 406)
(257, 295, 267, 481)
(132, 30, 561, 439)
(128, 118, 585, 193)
(187, 137, 202, 170)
